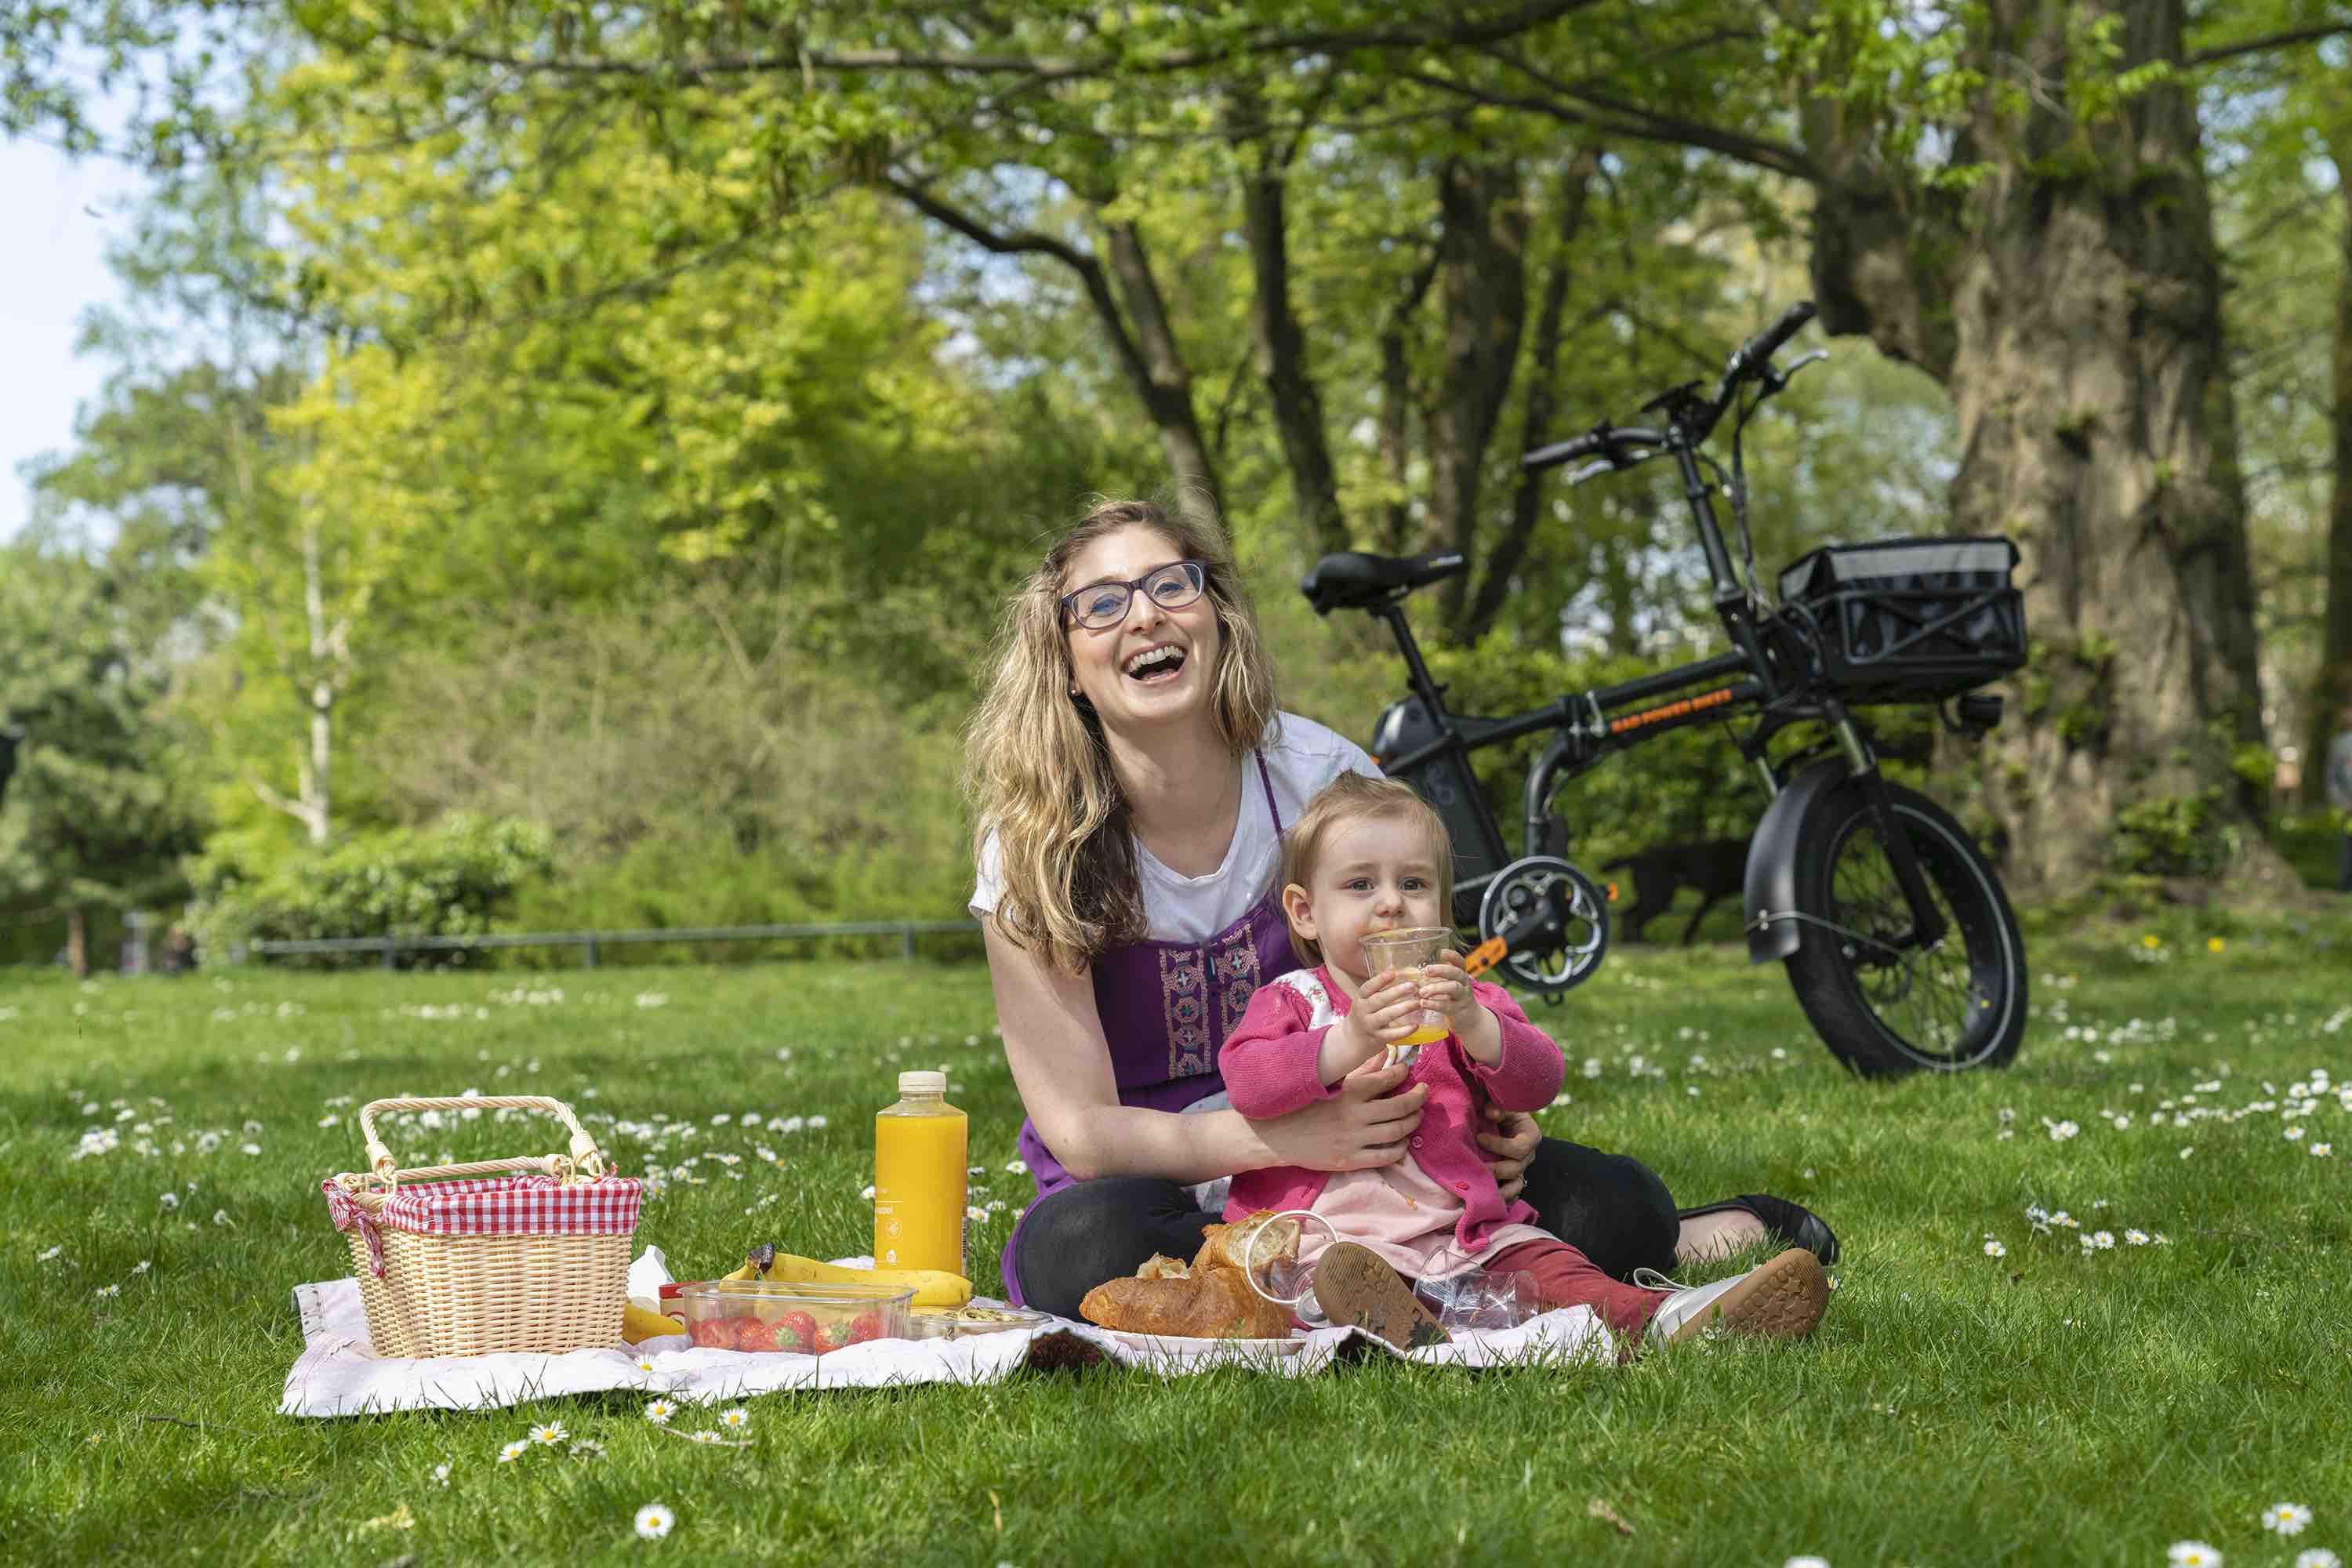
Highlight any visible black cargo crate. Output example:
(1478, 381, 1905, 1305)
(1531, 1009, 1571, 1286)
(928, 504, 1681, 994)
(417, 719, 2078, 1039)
(1776, 536, 2025, 702)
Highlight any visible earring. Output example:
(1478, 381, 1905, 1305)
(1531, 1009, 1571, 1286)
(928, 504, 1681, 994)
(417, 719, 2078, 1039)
(1069, 682, 1080, 697)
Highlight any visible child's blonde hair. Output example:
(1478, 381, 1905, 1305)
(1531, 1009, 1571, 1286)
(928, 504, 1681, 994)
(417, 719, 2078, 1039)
(1280, 773, 1455, 968)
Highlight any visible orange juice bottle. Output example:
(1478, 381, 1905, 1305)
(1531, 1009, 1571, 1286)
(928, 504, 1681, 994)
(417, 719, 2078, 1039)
(873, 1070, 968, 1275)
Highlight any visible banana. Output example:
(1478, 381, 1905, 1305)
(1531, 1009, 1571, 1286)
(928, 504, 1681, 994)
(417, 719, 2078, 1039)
(722, 1244, 972, 1308)
(622, 1303, 688, 1344)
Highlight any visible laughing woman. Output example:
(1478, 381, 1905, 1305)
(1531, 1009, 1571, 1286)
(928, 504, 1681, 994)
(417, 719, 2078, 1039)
(965, 497, 1838, 1318)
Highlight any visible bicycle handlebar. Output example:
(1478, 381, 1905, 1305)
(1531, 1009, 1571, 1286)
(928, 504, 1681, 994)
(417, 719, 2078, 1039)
(1521, 300, 1817, 474)
(1723, 299, 1816, 387)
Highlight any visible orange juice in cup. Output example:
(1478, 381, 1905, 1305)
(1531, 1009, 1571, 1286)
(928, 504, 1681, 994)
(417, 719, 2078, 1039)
(1357, 927, 1454, 1062)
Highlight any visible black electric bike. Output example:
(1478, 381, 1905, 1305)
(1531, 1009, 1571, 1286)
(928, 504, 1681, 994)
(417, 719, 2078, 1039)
(1300, 302, 2030, 1076)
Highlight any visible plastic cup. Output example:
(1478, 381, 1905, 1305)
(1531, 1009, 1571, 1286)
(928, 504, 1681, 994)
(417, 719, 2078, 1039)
(1356, 926, 1454, 1053)
(1237, 1210, 1341, 1327)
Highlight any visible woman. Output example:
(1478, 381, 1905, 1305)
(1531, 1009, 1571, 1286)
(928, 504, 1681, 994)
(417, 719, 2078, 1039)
(966, 498, 1835, 1319)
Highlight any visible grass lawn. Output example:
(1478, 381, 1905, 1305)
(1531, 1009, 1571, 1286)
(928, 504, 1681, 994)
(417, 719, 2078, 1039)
(5, 909, 2352, 1566)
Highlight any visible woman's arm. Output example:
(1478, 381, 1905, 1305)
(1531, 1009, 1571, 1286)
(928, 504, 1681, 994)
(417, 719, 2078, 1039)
(984, 919, 1432, 1185)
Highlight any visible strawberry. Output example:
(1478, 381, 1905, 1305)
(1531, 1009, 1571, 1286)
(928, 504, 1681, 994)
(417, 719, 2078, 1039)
(845, 1309, 888, 1345)
(690, 1316, 734, 1349)
(818, 1318, 857, 1353)
(733, 1318, 779, 1352)
(778, 1310, 821, 1353)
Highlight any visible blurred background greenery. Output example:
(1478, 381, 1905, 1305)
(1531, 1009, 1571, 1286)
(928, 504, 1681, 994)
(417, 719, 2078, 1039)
(1, 1, 2347, 972)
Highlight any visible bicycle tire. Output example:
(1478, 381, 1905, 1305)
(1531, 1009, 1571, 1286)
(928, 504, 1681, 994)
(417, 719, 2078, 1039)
(1780, 781, 2027, 1076)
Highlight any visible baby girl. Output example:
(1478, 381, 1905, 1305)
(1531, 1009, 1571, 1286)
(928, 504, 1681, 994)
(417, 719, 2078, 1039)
(1219, 773, 1828, 1349)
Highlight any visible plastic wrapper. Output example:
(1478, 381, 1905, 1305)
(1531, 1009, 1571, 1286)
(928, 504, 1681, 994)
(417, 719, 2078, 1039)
(1414, 1268, 1544, 1333)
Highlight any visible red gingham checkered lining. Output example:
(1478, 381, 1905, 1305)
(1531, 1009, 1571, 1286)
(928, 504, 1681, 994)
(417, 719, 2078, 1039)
(321, 1173, 642, 1276)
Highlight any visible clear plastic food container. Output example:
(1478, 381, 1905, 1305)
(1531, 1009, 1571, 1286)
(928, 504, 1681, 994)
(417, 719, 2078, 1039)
(675, 1279, 914, 1353)
(909, 1305, 1051, 1340)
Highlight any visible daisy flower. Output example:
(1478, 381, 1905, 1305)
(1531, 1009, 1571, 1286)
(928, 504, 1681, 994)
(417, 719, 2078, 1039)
(2125, 1230, 2151, 1246)
(571, 1439, 607, 1460)
(644, 1399, 675, 1425)
(634, 1502, 676, 1541)
(2167, 1542, 2223, 1566)
(1984, 1240, 2007, 1258)
(2091, 1231, 2115, 1250)
(530, 1421, 567, 1446)
(633, 1356, 660, 1374)
(717, 1407, 750, 1431)
(1785, 1558, 1831, 1568)
(498, 1440, 529, 1463)
(2263, 1504, 2314, 1537)
(689, 1430, 723, 1445)
(430, 1463, 452, 1486)
(2293, 1551, 2339, 1568)
(2314, 1144, 2334, 1158)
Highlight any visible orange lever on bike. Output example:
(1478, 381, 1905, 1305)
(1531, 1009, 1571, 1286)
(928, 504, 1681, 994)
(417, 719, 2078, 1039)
(1463, 935, 1508, 979)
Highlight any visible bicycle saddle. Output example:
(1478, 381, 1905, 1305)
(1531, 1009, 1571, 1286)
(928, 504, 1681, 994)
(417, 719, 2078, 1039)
(1300, 550, 1467, 614)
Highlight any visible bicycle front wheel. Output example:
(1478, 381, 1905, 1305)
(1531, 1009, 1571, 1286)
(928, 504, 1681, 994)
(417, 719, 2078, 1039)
(1780, 780, 2027, 1076)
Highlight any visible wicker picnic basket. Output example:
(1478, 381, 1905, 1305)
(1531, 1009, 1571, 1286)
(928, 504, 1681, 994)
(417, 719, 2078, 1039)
(321, 1094, 643, 1359)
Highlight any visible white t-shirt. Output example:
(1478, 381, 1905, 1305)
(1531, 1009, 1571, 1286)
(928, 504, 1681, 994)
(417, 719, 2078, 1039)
(970, 712, 1381, 945)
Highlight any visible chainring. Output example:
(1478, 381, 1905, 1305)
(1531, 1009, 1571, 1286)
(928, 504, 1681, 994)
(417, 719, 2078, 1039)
(1477, 855, 1611, 997)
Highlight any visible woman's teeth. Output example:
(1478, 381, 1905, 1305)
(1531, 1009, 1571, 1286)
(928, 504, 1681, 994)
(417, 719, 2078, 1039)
(1123, 647, 1185, 681)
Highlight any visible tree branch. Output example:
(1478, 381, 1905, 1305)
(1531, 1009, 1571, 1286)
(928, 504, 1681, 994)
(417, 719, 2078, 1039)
(372, 2, 1609, 88)
(1469, 47, 1817, 180)
(249, 775, 328, 840)
(2187, 23, 2352, 69)
(884, 174, 1221, 513)
(1396, 67, 1813, 181)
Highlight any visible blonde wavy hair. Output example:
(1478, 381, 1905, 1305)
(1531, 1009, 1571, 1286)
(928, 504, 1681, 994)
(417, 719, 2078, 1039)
(964, 498, 1279, 973)
(1279, 774, 1455, 970)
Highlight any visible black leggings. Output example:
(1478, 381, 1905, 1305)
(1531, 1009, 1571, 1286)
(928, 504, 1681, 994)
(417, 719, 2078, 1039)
(1011, 1137, 1679, 1322)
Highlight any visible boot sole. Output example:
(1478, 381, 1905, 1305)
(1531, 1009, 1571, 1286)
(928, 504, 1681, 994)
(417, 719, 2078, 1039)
(1664, 1247, 1828, 1344)
(1315, 1242, 1450, 1351)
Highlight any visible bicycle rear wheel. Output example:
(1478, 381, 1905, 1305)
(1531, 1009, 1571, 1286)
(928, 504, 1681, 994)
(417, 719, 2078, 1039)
(1780, 781, 2027, 1076)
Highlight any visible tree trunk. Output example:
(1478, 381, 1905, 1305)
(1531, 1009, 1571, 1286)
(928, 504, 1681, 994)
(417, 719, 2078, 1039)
(1233, 139, 1348, 561)
(1464, 151, 1599, 645)
(1377, 255, 1439, 557)
(1098, 220, 1226, 526)
(2304, 129, 2352, 808)
(66, 906, 89, 979)
(1426, 158, 1530, 637)
(1810, 0, 2285, 892)
(299, 517, 334, 845)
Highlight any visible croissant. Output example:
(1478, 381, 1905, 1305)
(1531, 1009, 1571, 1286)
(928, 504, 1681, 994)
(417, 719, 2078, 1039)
(1078, 1210, 1301, 1338)
(1080, 1265, 1293, 1339)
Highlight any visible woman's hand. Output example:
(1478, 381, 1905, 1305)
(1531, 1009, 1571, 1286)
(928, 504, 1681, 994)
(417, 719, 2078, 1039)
(1476, 1102, 1542, 1202)
(1252, 1055, 1430, 1174)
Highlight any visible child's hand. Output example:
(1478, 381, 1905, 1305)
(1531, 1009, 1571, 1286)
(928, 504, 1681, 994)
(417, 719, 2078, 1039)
(1418, 951, 1489, 1035)
(1341, 969, 1425, 1057)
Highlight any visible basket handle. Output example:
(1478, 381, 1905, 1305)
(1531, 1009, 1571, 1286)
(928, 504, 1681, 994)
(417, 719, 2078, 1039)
(356, 1094, 608, 1184)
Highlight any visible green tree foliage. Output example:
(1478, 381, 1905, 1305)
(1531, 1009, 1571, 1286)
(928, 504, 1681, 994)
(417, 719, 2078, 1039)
(0, 543, 205, 975)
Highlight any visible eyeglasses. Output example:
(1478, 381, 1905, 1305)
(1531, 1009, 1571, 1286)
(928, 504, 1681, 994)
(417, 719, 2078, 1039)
(1060, 560, 1208, 630)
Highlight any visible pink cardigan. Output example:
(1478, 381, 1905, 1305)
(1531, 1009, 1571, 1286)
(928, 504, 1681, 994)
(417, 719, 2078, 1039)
(1219, 966, 1566, 1256)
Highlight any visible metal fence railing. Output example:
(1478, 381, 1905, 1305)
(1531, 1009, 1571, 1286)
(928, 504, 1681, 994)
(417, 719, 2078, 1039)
(244, 919, 981, 969)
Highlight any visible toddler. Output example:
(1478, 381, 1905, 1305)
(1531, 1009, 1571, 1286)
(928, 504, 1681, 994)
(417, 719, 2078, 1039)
(1219, 773, 1828, 1348)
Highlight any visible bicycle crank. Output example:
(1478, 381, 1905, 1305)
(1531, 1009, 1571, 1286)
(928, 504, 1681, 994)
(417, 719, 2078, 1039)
(1467, 855, 1611, 1000)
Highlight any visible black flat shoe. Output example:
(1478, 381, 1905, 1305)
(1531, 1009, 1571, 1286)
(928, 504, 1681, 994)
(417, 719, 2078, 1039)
(1676, 1193, 1840, 1266)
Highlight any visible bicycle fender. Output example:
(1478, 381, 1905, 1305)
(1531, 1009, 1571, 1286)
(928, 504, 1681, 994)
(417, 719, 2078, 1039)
(1744, 757, 1852, 964)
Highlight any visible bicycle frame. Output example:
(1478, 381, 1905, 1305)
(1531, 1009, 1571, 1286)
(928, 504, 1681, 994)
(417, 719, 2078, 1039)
(1367, 395, 1953, 959)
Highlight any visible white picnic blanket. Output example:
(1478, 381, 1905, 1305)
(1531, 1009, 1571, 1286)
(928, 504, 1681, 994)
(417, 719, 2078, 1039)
(280, 1247, 1612, 1417)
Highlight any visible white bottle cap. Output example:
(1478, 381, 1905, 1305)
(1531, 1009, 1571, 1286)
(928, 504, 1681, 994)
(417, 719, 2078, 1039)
(898, 1070, 947, 1095)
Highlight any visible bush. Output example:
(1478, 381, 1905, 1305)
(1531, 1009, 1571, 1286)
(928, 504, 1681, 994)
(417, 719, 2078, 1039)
(2108, 789, 2238, 878)
(187, 815, 554, 967)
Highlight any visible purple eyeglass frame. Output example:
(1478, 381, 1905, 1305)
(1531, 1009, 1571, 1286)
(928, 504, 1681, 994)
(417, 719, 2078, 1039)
(1059, 559, 1209, 629)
